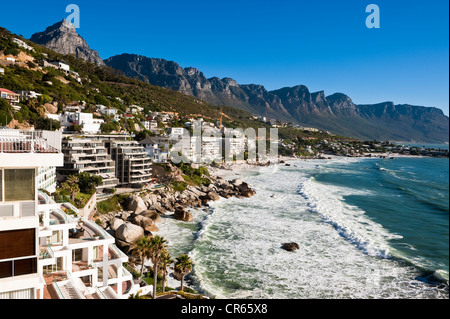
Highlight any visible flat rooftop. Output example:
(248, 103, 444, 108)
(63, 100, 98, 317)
(0, 129, 63, 167)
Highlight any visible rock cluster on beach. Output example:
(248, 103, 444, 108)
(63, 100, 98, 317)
(97, 175, 256, 254)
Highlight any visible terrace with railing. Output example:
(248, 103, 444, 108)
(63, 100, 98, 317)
(0, 129, 59, 154)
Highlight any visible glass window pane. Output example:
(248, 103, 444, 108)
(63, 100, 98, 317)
(0, 205, 13, 217)
(0, 170, 3, 201)
(14, 258, 37, 276)
(0, 261, 12, 279)
(0, 229, 36, 260)
(4, 169, 35, 201)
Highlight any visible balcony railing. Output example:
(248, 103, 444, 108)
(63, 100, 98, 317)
(0, 130, 59, 154)
(39, 245, 55, 260)
(52, 279, 66, 299)
(81, 217, 109, 240)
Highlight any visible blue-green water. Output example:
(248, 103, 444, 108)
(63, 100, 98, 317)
(314, 157, 449, 279)
(158, 156, 449, 299)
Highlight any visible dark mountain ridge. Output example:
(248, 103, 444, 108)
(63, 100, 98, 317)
(26, 20, 448, 143)
(105, 53, 448, 143)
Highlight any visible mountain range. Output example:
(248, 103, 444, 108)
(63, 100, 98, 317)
(30, 20, 449, 143)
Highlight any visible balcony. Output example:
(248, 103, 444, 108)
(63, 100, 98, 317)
(130, 175, 153, 183)
(0, 130, 59, 154)
(49, 209, 70, 225)
(39, 245, 55, 260)
(72, 261, 96, 273)
(0, 129, 63, 167)
(68, 218, 112, 245)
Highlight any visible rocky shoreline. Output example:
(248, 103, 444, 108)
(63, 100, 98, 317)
(96, 173, 256, 255)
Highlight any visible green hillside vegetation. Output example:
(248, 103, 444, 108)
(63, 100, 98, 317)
(1, 25, 362, 155)
(0, 27, 267, 131)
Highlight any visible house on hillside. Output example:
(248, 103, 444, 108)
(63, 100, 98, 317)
(0, 88, 20, 109)
(139, 136, 169, 163)
(12, 38, 35, 52)
(126, 105, 143, 114)
(97, 105, 118, 117)
(54, 111, 104, 134)
(49, 60, 70, 72)
(68, 112, 104, 134)
(141, 120, 159, 133)
(63, 105, 83, 113)
(14, 90, 42, 101)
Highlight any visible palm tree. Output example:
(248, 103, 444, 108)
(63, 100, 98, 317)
(61, 175, 80, 201)
(131, 236, 152, 281)
(149, 235, 167, 299)
(175, 254, 193, 292)
(159, 250, 174, 293)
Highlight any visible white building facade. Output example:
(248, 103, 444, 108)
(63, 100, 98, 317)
(0, 129, 139, 299)
(0, 129, 63, 299)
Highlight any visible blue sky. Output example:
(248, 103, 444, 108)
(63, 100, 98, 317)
(1, 0, 448, 115)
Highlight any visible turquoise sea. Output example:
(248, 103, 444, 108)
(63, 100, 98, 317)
(157, 155, 449, 299)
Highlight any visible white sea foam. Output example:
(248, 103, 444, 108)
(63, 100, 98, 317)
(299, 176, 402, 258)
(154, 159, 448, 299)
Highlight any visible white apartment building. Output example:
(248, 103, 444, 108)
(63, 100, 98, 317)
(199, 136, 222, 164)
(49, 60, 70, 72)
(37, 167, 57, 194)
(0, 129, 139, 299)
(181, 135, 222, 164)
(37, 192, 138, 299)
(0, 129, 63, 299)
(199, 126, 222, 164)
(59, 137, 119, 191)
(77, 135, 153, 188)
(223, 128, 247, 162)
(169, 127, 186, 139)
(139, 136, 169, 163)
(97, 105, 118, 117)
(169, 125, 222, 164)
(71, 112, 104, 135)
(52, 112, 104, 135)
(104, 138, 153, 187)
(142, 120, 158, 132)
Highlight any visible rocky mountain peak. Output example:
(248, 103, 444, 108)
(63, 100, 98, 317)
(58, 18, 77, 32)
(30, 19, 105, 66)
(185, 67, 202, 77)
(222, 78, 239, 87)
(103, 53, 449, 143)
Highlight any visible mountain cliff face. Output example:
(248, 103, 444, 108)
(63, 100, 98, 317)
(30, 19, 105, 66)
(104, 53, 449, 143)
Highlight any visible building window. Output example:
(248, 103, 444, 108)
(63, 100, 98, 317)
(72, 249, 83, 262)
(0, 205, 14, 217)
(4, 169, 35, 201)
(50, 230, 62, 245)
(13, 258, 37, 276)
(0, 229, 35, 260)
(0, 261, 12, 278)
(0, 258, 37, 279)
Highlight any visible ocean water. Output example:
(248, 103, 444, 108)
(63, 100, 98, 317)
(157, 156, 449, 299)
